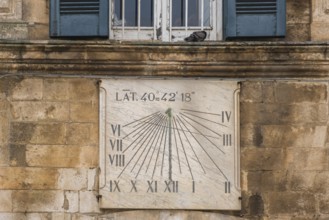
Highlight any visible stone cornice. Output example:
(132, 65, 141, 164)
(1, 40, 329, 78)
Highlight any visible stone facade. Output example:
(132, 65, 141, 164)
(0, 0, 329, 220)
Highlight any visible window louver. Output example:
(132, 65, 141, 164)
(236, 0, 277, 14)
(50, 0, 108, 37)
(223, 0, 286, 39)
(60, 0, 100, 14)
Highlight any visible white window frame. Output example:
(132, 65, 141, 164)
(109, 0, 222, 41)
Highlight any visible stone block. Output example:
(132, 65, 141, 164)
(0, 190, 12, 212)
(275, 83, 327, 103)
(240, 81, 276, 104)
(267, 192, 316, 215)
(66, 123, 98, 146)
(311, 22, 329, 41)
(11, 78, 43, 100)
(12, 190, 65, 212)
(9, 143, 26, 166)
(0, 111, 9, 145)
(22, 0, 48, 23)
(261, 81, 276, 103)
(9, 122, 36, 143)
(286, 24, 310, 42)
(70, 102, 98, 122)
(0, 77, 22, 96)
(0, 167, 58, 189)
(247, 171, 288, 193)
(0, 213, 26, 220)
(320, 197, 329, 214)
(314, 171, 329, 193)
(69, 79, 98, 102)
(44, 79, 69, 101)
(27, 23, 49, 40)
(52, 213, 72, 220)
(0, 145, 9, 166)
(241, 103, 327, 124)
(79, 191, 100, 214)
(57, 168, 88, 190)
(286, 0, 310, 24)
(290, 171, 317, 191)
(88, 168, 98, 191)
(11, 101, 69, 121)
(0, 22, 28, 40)
(0, 0, 23, 20)
(241, 148, 284, 171)
(261, 125, 327, 148)
(29, 123, 66, 145)
(285, 148, 329, 171)
(64, 190, 79, 213)
(240, 124, 262, 147)
(311, 0, 329, 41)
(72, 214, 97, 220)
(26, 145, 98, 168)
(240, 81, 263, 103)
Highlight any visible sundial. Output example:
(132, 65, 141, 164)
(99, 78, 241, 210)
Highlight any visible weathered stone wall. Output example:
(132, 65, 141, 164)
(0, 76, 329, 220)
(240, 81, 329, 219)
(0, 0, 328, 219)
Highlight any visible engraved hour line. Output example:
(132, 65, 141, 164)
(181, 111, 228, 128)
(181, 109, 221, 116)
(123, 114, 162, 153)
(173, 117, 194, 180)
(180, 114, 224, 154)
(132, 114, 162, 139)
(160, 118, 169, 177)
(177, 115, 229, 181)
(134, 115, 166, 179)
(122, 112, 160, 140)
(152, 120, 168, 179)
(145, 117, 167, 174)
(130, 115, 166, 175)
(175, 116, 206, 174)
(165, 108, 173, 181)
(133, 120, 212, 138)
(180, 113, 222, 137)
(117, 115, 165, 179)
(172, 115, 182, 174)
(125, 112, 216, 139)
(123, 111, 160, 128)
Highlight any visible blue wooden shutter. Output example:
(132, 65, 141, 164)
(50, 0, 109, 37)
(223, 0, 286, 39)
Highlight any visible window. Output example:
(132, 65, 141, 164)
(50, 0, 285, 40)
(110, 0, 221, 41)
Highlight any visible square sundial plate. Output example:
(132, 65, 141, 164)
(99, 78, 241, 210)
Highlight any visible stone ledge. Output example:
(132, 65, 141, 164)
(0, 41, 329, 78)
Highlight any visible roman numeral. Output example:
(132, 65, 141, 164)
(223, 134, 232, 146)
(110, 139, 123, 151)
(147, 181, 157, 193)
(109, 180, 121, 192)
(164, 181, 179, 193)
(109, 154, 125, 167)
(130, 180, 138, 192)
(111, 124, 121, 136)
(221, 111, 231, 123)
